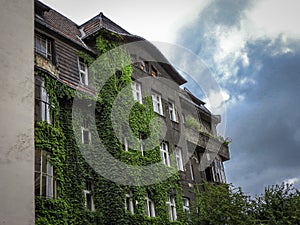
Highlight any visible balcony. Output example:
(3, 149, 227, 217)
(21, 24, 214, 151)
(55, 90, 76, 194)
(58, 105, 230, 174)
(184, 126, 230, 161)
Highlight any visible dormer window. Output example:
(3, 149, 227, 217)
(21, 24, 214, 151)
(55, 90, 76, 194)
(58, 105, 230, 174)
(151, 66, 158, 77)
(34, 33, 52, 60)
(78, 57, 89, 85)
(140, 61, 145, 70)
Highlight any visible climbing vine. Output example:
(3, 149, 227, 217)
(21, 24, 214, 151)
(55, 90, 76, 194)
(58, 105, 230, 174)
(35, 31, 185, 225)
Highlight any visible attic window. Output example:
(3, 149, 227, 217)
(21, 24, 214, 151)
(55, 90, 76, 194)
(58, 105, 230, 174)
(34, 33, 52, 60)
(139, 61, 145, 70)
(151, 66, 158, 77)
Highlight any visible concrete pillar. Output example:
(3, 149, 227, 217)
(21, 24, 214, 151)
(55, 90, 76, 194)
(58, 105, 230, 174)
(0, 0, 34, 224)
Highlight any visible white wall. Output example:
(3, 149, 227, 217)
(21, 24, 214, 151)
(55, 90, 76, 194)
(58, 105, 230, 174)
(0, 0, 34, 224)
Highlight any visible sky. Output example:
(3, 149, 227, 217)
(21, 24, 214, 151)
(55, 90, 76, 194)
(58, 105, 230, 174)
(41, 0, 300, 195)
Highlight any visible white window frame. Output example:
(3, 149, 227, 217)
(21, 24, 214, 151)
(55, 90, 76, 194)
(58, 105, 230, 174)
(131, 81, 142, 103)
(152, 92, 163, 115)
(167, 195, 177, 221)
(213, 157, 226, 183)
(78, 57, 89, 85)
(124, 137, 129, 151)
(160, 141, 170, 166)
(175, 148, 184, 171)
(182, 197, 190, 214)
(35, 77, 51, 123)
(145, 192, 156, 217)
(84, 181, 95, 211)
(168, 101, 177, 122)
(34, 33, 52, 60)
(125, 190, 134, 214)
(34, 149, 55, 198)
(81, 127, 91, 145)
(189, 161, 195, 181)
(151, 65, 158, 77)
(140, 138, 145, 156)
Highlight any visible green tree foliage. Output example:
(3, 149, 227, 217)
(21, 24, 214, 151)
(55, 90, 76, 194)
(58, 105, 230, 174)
(190, 182, 300, 225)
(253, 183, 300, 225)
(190, 183, 252, 225)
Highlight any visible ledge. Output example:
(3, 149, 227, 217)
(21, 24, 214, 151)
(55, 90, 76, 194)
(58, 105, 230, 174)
(35, 54, 59, 77)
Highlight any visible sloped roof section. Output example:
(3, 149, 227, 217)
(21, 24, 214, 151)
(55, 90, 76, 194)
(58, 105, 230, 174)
(79, 12, 131, 38)
(35, 0, 187, 85)
(35, 1, 92, 51)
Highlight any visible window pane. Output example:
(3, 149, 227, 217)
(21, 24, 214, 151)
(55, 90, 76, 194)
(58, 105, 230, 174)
(35, 172, 41, 196)
(42, 175, 47, 196)
(42, 151, 47, 173)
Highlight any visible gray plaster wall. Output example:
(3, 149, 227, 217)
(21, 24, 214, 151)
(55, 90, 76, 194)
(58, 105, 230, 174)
(0, 0, 34, 224)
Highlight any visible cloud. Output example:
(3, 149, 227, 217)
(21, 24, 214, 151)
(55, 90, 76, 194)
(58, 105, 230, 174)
(177, 0, 300, 194)
(284, 177, 300, 187)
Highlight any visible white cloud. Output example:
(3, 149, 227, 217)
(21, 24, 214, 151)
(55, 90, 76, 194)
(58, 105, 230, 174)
(246, 0, 300, 39)
(284, 177, 300, 185)
(203, 88, 229, 113)
(197, 0, 300, 100)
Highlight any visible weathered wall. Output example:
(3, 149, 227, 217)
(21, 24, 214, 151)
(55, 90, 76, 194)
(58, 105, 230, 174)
(0, 0, 34, 224)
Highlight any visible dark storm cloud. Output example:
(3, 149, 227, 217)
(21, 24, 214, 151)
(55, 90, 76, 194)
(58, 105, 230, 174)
(176, 1, 300, 194)
(226, 39, 300, 194)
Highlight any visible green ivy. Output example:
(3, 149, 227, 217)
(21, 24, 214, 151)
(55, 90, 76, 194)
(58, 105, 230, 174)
(35, 32, 185, 224)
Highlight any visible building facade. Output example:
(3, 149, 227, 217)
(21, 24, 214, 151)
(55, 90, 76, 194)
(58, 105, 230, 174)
(34, 1, 230, 224)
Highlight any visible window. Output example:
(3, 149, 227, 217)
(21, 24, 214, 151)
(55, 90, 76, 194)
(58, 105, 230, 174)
(84, 181, 95, 211)
(205, 166, 214, 182)
(151, 66, 158, 77)
(175, 148, 184, 171)
(35, 77, 51, 123)
(168, 101, 178, 122)
(160, 141, 170, 166)
(124, 137, 129, 151)
(152, 92, 163, 115)
(125, 190, 135, 214)
(213, 157, 226, 183)
(81, 119, 91, 144)
(182, 197, 190, 214)
(189, 161, 195, 181)
(145, 192, 155, 217)
(140, 138, 145, 156)
(139, 61, 145, 70)
(34, 33, 52, 60)
(167, 195, 177, 221)
(131, 81, 142, 103)
(78, 57, 89, 85)
(35, 149, 55, 198)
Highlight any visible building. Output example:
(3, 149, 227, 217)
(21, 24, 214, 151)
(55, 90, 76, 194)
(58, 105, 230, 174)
(34, 1, 230, 224)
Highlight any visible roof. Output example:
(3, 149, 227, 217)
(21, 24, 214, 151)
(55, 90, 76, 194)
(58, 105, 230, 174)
(35, 1, 92, 51)
(79, 12, 131, 39)
(35, 0, 187, 85)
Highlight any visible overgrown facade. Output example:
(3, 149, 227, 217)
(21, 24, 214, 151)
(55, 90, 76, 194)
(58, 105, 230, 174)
(34, 1, 230, 224)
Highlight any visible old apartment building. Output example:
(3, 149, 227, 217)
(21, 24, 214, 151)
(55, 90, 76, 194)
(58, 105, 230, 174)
(34, 0, 230, 224)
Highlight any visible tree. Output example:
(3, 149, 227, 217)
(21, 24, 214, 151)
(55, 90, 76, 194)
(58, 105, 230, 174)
(189, 182, 300, 225)
(190, 183, 253, 225)
(253, 183, 300, 225)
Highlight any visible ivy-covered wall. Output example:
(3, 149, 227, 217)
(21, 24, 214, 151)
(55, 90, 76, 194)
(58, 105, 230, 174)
(35, 33, 187, 225)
